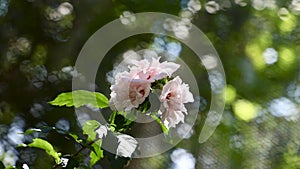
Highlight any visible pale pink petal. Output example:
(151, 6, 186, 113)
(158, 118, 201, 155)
(129, 57, 180, 82)
(109, 71, 151, 112)
(159, 76, 194, 128)
(162, 109, 185, 128)
(181, 83, 194, 103)
(158, 61, 180, 76)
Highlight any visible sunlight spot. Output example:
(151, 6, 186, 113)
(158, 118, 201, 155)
(16, 37, 31, 55)
(57, 2, 73, 16)
(235, 0, 247, 7)
(0, 141, 4, 156)
(163, 18, 192, 39)
(163, 18, 177, 32)
(289, 0, 300, 15)
(278, 8, 290, 20)
(150, 37, 182, 61)
(120, 11, 136, 25)
(6, 38, 31, 64)
(7, 130, 22, 145)
(8, 117, 25, 145)
(3, 150, 18, 167)
(123, 50, 141, 65)
(224, 85, 237, 105)
(251, 0, 265, 10)
(253, 0, 277, 10)
(278, 47, 296, 70)
(268, 97, 299, 121)
(141, 49, 159, 61)
(263, 48, 278, 65)
(233, 99, 258, 122)
(208, 70, 225, 94)
(166, 42, 182, 61)
(61, 66, 79, 78)
(179, 9, 194, 20)
(45, 7, 62, 21)
(205, 1, 220, 14)
(245, 43, 266, 70)
(55, 118, 70, 134)
(173, 21, 190, 39)
(0, 0, 10, 17)
(279, 13, 297, 33)
(187, 0, 201, 13)
(202, 54, 218, 69)
(170, 148, 196, 169)
(152, 37, 166, 53)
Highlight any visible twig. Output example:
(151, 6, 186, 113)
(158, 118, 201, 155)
(51, 139, 99, 169)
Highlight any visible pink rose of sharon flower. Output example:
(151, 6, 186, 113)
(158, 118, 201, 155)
(160, 76, 194, 128)
(131, 57, 180, 82)
(109, 71, 151, 112)
(109, 57, 180, 112)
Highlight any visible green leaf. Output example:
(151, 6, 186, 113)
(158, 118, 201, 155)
(150, 114, 169, 135)
(27, 138, 61, 163)
(4, 167, 15, 169)
(69, 133, 83, 143)
(89, 140, 104, 166)
(21, 126, 53, 135)
(82, 120, 104, 166)
(49, 90, 109, 108)
(83, 120, 100, 141)
(109, 111, 134, 132)
(22, 128, 42, 135)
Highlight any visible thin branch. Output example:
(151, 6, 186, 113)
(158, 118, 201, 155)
(51, 139, 99, 169)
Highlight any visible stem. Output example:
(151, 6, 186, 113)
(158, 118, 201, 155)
(51, 139, 99, 169)
(72, 139, 98, 157)
(109, 111, 117, 125)
(150, 113, 169, 135)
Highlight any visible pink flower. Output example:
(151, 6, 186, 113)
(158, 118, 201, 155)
(109, 57, 180, 113)
(130, 57, 180, 82)
(109, 71, 151, 112)
(159, 76, 194, 128)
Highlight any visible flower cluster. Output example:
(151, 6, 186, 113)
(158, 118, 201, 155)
(109, 57, 194, 129)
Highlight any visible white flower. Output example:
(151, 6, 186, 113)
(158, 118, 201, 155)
(159, 76, 194, 128)
(109, 71, 151, 112)
(130, 57, 180, 82)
